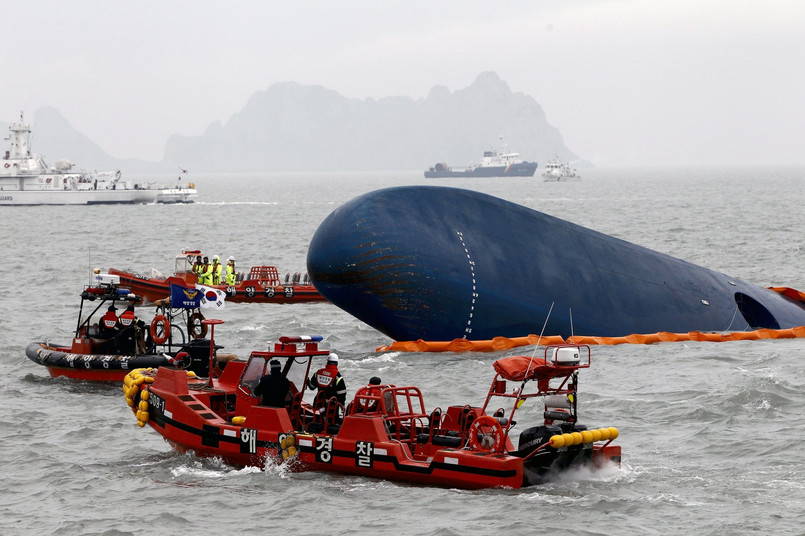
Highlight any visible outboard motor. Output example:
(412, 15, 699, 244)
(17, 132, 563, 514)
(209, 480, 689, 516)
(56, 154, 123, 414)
(516, 425, 562, 457)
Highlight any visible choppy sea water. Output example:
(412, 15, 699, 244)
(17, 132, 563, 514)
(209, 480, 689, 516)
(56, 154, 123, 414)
(1, 167, 804, 535)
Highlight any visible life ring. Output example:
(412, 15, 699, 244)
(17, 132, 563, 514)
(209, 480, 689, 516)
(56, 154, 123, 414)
(467, 415, 506, 453)
(3, 163, 9, 168)
(188, 311, 207, 339)
(150, 315, 170, 344)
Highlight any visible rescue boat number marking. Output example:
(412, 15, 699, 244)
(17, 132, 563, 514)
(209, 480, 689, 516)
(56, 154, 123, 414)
(455, 231, 477, 336)
(62, 353, 129, 369)
(356, 441, 374, 468)
(224, 286, 290, 299)
(315, 437, 333, 463)
(149, 393, 165, 413)
(241, 428, 258, 453)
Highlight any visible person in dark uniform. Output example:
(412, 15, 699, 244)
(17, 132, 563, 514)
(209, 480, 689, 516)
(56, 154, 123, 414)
(98, 305, 119, 339)
(117, 304, 147, 354)
(307, 353, 347, 406)
(254, 360, 291, 407)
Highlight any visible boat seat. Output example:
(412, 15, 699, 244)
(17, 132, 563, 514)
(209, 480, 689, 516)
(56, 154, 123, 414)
(430, 434, 463, 448)
(560, 422, 588, 432)
(458, 405, 476, 437)
(544, 409, 571, 421)
(307, 421, 324, 433)
(544, 394, 572, 422)
(287, 392, 304, 431)
(306, 391, 328, 433)
(307, 394, 342, 435)
(325, 397, 342, 435)
(416, 433, 463, 447)
(415, 407, 443, 444)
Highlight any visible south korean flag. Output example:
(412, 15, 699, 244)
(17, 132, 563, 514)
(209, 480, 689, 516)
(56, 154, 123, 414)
(197, 284, 227, 310)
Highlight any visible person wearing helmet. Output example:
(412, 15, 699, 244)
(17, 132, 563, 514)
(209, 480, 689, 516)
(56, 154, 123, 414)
(225, 256, 237, 286)
(198, 256, 212, 285)
(254, 359, 291, 407)
(211, 255, 222, 285)
(307, 352, 347, 406)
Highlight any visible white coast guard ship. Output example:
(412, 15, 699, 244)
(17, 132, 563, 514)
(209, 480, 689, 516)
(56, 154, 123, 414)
(0, 113, 160, 205)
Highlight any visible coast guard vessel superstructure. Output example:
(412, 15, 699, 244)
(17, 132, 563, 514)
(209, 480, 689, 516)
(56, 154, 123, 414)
(1, 113, 158, 205)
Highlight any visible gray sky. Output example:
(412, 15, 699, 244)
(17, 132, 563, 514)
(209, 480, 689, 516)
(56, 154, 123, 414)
(3, 0, 804, 167)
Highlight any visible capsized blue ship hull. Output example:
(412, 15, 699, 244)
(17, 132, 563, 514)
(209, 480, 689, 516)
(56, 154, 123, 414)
(306, 186, 805, 341)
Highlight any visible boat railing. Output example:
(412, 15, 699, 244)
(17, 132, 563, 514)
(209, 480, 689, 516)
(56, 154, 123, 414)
(375, 386, 428, 444)
(247, 266, 281, 286)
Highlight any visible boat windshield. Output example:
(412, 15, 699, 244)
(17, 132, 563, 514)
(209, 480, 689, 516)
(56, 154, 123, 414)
(175, 251, 199, 274)
(239, 354, 313, 397)
(240, 357, 266, 395)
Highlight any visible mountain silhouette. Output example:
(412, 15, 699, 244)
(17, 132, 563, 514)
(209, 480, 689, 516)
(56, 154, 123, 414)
(3, 72, 577, 174)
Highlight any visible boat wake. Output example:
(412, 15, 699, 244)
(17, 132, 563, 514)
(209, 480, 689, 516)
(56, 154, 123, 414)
(170, 458, 264, 480)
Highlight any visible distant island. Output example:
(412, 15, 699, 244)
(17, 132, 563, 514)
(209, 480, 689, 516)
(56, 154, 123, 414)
(3, 72, 578, 174)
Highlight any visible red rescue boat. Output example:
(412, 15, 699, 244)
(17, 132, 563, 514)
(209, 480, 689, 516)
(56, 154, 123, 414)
(124, 331, 621, 489)
(26, 272, 236, 382)
(108, 250, 326, 305)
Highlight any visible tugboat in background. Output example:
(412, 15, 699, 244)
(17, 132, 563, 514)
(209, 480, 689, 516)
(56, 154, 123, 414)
(424, 136, 537, 178)
(542, 155, 581, 181)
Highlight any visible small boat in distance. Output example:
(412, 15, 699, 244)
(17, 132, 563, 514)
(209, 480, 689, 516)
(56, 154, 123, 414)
(155, 169, 197, 203)
(124, 334, 621, 489)
(425, 136, 537, 178)
(1, 112, 160, 205)
(542, 156, 580, 181)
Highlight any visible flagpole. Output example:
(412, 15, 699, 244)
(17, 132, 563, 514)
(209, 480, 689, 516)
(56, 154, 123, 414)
(203, 318, 224, 386)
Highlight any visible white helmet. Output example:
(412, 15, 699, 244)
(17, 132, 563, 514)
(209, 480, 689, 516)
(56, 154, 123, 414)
(213, 255, 219, 261)
(328, 352, 339, 364)
(228, 256, 235, 262)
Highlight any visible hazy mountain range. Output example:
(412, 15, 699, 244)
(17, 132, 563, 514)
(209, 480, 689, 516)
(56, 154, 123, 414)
(3, 72, 579, 174)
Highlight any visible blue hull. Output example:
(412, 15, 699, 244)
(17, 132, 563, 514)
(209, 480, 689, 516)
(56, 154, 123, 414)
(306, 186, 805, 341)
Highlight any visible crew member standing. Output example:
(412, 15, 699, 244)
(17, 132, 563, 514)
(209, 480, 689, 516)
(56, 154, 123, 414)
(307, 353, 347, 406)
(199, 256, 211, 285)
(211, 255, 222, 285)
(192, 255, 203, 278)
(225, 256, 237, 285)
